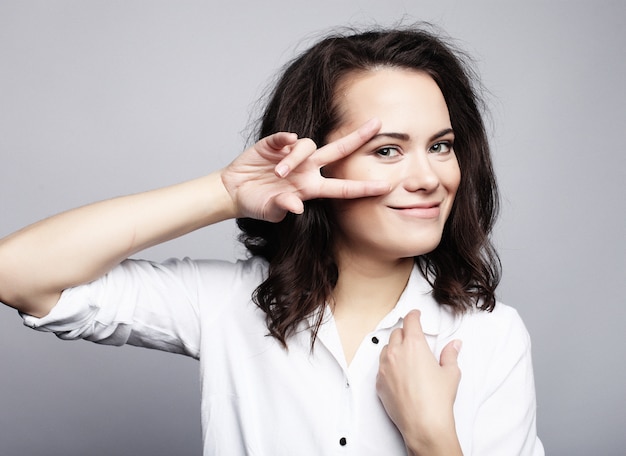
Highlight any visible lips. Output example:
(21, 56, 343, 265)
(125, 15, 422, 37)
(389, 202, 441, 218)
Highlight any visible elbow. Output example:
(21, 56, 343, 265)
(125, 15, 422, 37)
(0, 268, 59, 316)
(0, 248, 58, 317)
(0, 286, 58, 318)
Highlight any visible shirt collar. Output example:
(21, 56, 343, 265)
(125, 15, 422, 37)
(376, 263, 459, 337)
(304, 263, 459, 338)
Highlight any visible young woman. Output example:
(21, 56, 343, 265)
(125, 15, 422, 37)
(0, 27, 543, 455)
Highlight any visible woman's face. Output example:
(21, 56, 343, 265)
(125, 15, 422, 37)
(325, 68, 461, 264)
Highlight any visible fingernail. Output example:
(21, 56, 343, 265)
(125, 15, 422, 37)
(453, 340, 463, 353)
(275, 164, 289, 178)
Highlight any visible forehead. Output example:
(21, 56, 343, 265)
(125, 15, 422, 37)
(332, 67, 451, 136)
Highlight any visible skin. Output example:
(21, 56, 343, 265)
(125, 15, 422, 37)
(326, 68, 461, 266)
(324, 69, 460, 361)
(0, 68, 463, 456)
(324, 68, 464, 455)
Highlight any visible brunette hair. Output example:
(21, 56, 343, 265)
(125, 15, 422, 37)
(237, 25, 501, 347)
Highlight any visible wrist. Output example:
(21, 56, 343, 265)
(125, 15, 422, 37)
(204, 170, 239, 222)
(403, 422, 462, 456)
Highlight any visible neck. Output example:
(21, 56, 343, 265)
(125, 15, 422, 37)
(332, 252, 414, 316)
(331, 252, 414, 366)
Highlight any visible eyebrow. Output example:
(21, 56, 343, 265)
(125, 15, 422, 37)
(370, 128, 454, 143)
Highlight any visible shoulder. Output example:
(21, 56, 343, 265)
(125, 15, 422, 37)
(152, 255, 268, 283)
(454, 303, 534, 383)
(452, 302, 533, 369)
(459, 302, 530, 345)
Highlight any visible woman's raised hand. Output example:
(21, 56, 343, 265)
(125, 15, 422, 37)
(221, 118, 391, 222)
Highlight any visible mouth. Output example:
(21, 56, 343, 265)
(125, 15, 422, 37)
(388, 202, 441, 219)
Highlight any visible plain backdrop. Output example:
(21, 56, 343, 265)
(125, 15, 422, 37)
(1, 1, 624, 455)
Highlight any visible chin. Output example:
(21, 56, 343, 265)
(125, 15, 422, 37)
(403, 233, 444, 257)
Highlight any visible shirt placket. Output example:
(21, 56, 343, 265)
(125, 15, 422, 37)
(315, 307, 406, 454)
(312, 308, 358, 454)
(336, 369, 354, 454)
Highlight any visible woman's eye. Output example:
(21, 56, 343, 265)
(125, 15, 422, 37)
(375, 147, 400, 158)
(430, 142, 453, 154)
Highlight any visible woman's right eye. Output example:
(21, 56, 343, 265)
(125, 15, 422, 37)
(375, 146, 401, 158)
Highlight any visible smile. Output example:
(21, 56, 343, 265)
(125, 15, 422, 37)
(389, 203, 441, 219)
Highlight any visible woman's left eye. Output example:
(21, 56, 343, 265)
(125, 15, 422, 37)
(430, 142, 453, 154)
(375, 146, 401, 158)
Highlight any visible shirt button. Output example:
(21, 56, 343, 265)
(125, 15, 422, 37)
(339, 437, 347, 446)
(371, 336, 379, 344)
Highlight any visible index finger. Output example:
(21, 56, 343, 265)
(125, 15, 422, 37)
(402, 310, 426, 342)
(312, 117, 381, 166)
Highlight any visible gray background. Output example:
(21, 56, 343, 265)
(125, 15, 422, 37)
(1, 1, 624, 455)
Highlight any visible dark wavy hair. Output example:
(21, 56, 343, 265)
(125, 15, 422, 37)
(237, 25, 501, 348)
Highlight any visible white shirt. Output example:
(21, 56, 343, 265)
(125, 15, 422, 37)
(23, 257, 544, 455)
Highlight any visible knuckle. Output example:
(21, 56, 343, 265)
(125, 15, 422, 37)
(298, 137, 317, 151)
(335, 140, 348, 157)
(384, 345, 401, 363)
(340, 183, 353, 199)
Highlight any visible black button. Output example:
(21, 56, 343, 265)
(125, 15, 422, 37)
(339, 437, 347, 446)
(371, 336, 379, 344)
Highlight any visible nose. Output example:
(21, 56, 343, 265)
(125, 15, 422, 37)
(401, 153, 440, 192)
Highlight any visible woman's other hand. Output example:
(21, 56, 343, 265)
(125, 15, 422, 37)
(376, 310, 463, 456)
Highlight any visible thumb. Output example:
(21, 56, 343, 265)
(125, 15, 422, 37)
(274, 192, 304, 215)
(439, 339, 462, 368)
(264, 132, 298, 151)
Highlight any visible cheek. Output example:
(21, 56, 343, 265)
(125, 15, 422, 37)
(443, 159, 461, 195)
(443, 166, 461, 222)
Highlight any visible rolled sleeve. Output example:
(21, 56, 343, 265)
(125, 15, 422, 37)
(21, 258, 205, 358)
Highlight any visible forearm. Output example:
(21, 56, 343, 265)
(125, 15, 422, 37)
(0, 171, 234, 316)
